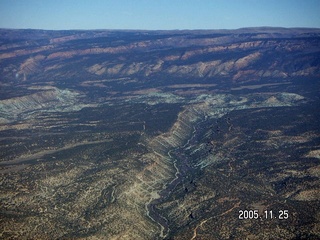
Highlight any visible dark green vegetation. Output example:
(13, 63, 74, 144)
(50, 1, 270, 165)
(0, 28, 319, 239)
(158, 105, 320, 239)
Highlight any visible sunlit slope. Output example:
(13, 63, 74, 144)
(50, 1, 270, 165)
(0, 28, 319, 239)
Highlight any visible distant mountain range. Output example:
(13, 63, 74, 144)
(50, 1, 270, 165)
(0, 27, 319, 239)
(1, 27, 319, 97)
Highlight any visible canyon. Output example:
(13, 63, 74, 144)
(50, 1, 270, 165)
(0, 27, 319, 239)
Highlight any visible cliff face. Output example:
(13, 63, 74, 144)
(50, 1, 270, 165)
(0, 28, 319, 239)
(0, 28, 319, 91)
(0, 87, 86, 122)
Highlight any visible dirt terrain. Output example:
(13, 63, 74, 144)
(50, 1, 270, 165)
(0, 27, 319, 239)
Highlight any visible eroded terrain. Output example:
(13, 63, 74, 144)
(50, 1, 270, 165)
(0, 28, 319, 239)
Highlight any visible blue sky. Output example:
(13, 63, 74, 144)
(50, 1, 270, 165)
(0, 0, 319, 30)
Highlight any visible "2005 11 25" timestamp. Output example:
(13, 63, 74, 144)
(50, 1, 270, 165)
(238, 210, 289, 220)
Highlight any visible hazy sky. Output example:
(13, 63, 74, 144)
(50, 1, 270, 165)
(0, 0, 319, 30)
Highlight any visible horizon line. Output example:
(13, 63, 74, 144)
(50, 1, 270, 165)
(1, 26, 320, 32)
